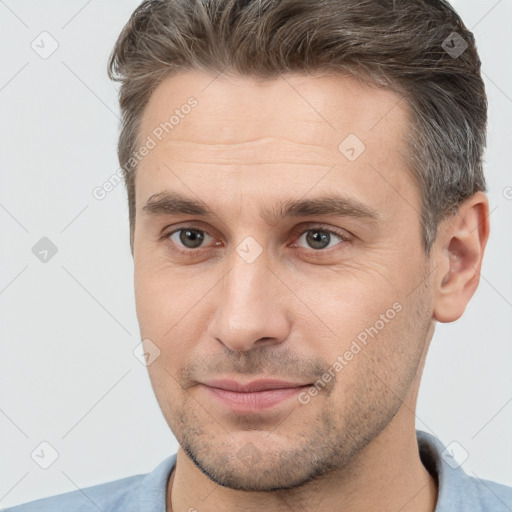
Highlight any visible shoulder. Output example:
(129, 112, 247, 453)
(2, 474, 143, 512)
(463, 475, 512, 511)
(2, 455, 176, 512)
(416, 430, 512, 511)
(2, 473, 148, 512)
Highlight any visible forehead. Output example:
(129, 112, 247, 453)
(139, 70, 409, 148)
(135, 70, 415, 216)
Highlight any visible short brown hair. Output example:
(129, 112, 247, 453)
(107, 0, 487, 253)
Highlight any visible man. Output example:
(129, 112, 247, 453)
(6, 0, 512, 511)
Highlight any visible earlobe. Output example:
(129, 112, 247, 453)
(432, 192, 490, 323)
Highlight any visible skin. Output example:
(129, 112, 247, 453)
(132, 70, 489, 511)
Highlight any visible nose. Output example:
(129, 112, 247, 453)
(207, 249, 291, 352)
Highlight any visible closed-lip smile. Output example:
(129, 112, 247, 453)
(199, 378, 311, 412)
(202, 378, 311, 392)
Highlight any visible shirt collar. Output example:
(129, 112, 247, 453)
(417, 429, 493, 511)
(133, 455, 176, 512)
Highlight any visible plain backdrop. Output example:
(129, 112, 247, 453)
(1, 0, 511, 508)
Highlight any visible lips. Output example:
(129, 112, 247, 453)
(202, 378, 310, 392)
(199, 378, 311, 412)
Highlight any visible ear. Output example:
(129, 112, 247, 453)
(432, 191, 490, 323)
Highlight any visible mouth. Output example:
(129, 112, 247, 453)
(199, 378, 312, 412)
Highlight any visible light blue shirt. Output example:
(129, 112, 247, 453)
(4, 431, 512, 511)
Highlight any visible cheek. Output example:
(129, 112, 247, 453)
(294, 263, 425, 386)
(297, 267, 402, 336)
(134, 255, 211, 333)
(321, 304, 423, 425)
(134, 261, 217, 381)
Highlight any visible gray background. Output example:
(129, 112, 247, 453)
(1, 0, 511, 508)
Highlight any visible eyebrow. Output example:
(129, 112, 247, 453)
(142, 191, 381, 224)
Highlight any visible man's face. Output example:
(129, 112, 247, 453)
(133, 70, 434, 491)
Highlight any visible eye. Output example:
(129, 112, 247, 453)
(168, 227, 214, 250)
(163, 224, 351, 257)
(294, 227, 350, 251)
